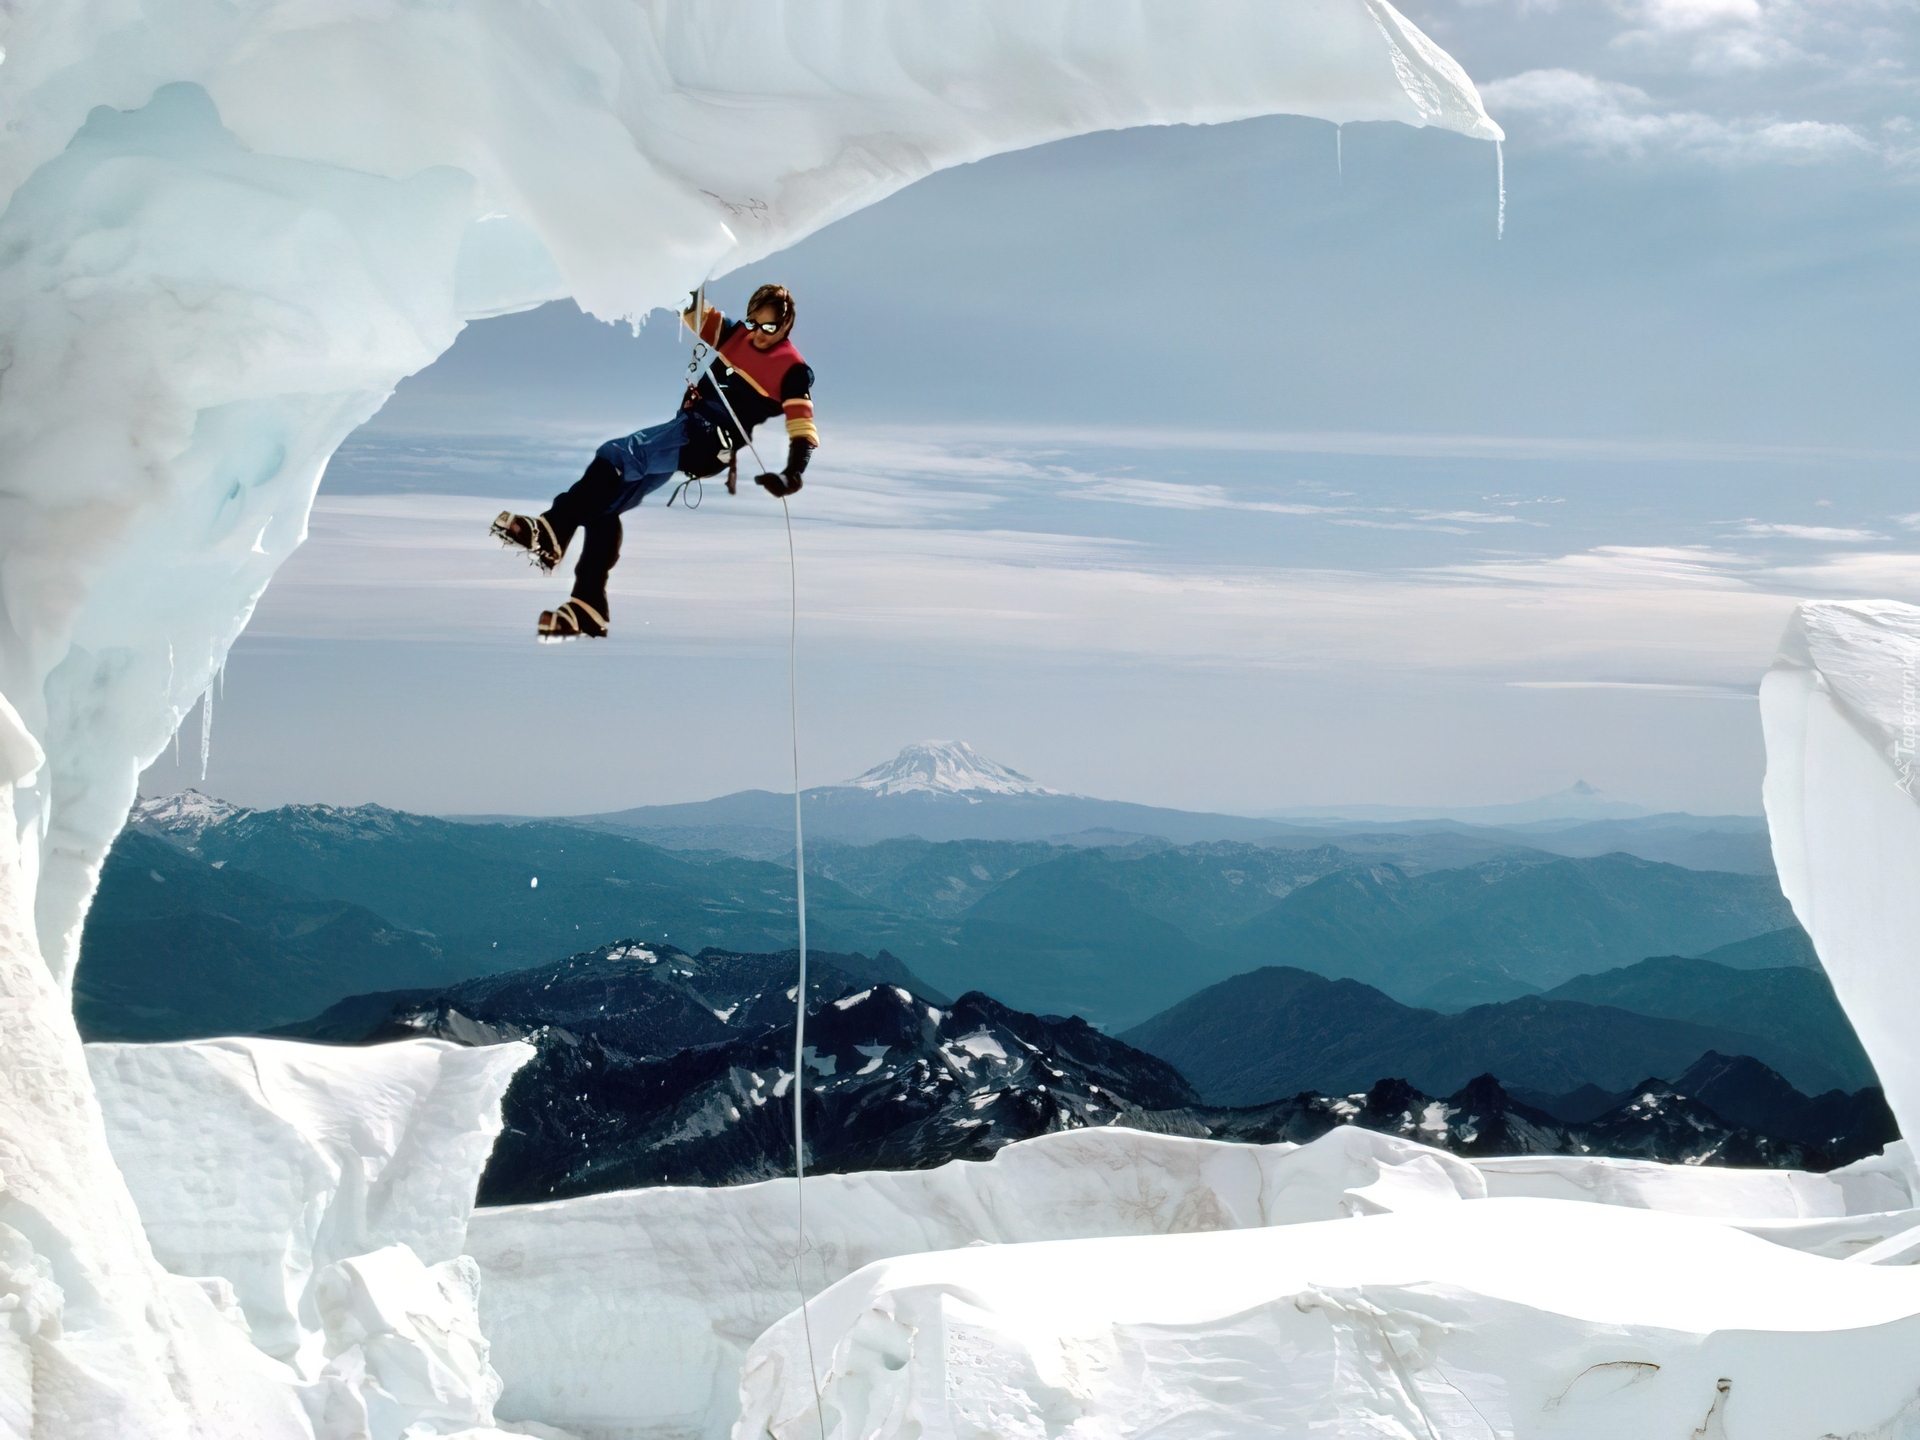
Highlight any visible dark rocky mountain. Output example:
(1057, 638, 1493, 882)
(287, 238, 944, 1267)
(277, 939, 945, 1050)
(75, 828, 468, 1039)
(1119, 965, 1857, 1104)
(1130, 1069, 1879, 1171)
(1543, 957, 1873, 1090)
(470, 983, 1198, 1202)
(1526, 1052, 1899, 1164)
(1129, 1074, 1578, 1157)
(277, 938, 1892, 1202)
(112, 789, 1813, 1042)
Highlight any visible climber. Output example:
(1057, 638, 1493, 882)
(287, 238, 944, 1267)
(490, 283, 819, 640)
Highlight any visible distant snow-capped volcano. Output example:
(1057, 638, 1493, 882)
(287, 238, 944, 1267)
(847, 742, 1058, 798)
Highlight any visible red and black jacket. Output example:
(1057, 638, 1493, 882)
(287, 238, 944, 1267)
(689, 311, 817, 476)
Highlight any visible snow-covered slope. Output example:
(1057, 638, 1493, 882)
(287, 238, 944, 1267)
(461, 1125, 1920, 1440)
(76, 1043, 1920, 1440)
(1762, 600, 1920, 1142)
(132, 787, 255, 841)
(848, 741, 1059, 797)
(466, 1126, 1488, 1439)
(739, 1197, 1920, 1440)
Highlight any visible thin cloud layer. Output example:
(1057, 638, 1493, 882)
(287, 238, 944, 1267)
(1481, 68, 1871, 162)
(258, 490, 1903, 700)
(1456, 0, 1917, 165)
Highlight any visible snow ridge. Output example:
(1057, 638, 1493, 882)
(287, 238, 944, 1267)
(848, 741, 1058, 798)
(131, 788, 252, 840)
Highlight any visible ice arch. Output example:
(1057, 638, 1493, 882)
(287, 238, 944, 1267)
(0, 4, 1498, 1433)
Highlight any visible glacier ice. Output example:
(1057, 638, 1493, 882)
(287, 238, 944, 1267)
(87, 1035, 533, 1372)
(465, 1126, 1485, 1438)
(1762, 600, 1920, 1144)
(0, 698, 313, 1437)
(0, 5, 1501, 1433)
(305, 1246, 504, 1440)
(737, 1198, 1920, 1440)
(462, 1125, 1920, 1440)
(83, 1062, 1920, 1440)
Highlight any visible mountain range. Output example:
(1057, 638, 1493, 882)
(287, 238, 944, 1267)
(283, 940, 1195, 1203)
(1118, 959, 1872, 1103)
(869, 845, 1794, 1023)
(92, 781, 1806, 1037)
(1134, 1061, 1890, 1172)
(276, 940, 1893, 1199)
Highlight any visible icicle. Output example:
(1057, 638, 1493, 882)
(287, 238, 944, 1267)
(1496, 140, 1506, 240)
(1336, 125, 1342, 183)
(199, 685, 213, 782)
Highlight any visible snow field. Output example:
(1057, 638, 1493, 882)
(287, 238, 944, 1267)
(460, 1124, 1920, 1440)
(739, 1200, 1920, 1440)
(63, 1019, 1920, 1438)
(464, 1127, 1482, 1437)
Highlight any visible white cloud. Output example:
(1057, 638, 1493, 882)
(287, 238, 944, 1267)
(254, 497, 1822, 693)
(1510, 680, 1758, 697)
(1733, 521, 1887, 540)
(1633, 0, 1762, 32)
(1482, 68, 1872, 163)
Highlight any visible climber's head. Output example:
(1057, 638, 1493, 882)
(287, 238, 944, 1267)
(744, 283, 795, 351)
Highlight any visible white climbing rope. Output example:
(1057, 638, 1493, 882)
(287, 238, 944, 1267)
(781, 492, 828, 1440)
(682, 291, 827, 1440)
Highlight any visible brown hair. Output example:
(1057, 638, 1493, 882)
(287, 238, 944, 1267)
(747, 283, 795, 329)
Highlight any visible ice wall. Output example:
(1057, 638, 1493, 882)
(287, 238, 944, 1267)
(0, 695, 314, 1437)
(1762, 600, 1920, 1141)
(87, 1036, 533, 1372)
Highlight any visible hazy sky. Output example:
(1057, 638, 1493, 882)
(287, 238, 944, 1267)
(144, 0, 1920, 818)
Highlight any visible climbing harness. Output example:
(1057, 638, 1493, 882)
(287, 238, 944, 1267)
(680, 293, 772, 480)
(681, 287, 827, 1440)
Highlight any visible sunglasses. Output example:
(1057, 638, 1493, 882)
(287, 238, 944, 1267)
(742, 318, 785, 334)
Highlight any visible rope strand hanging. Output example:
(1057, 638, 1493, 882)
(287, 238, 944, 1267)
(680, 287, 826, 1440)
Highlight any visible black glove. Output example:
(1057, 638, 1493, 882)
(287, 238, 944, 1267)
(755, 471, 803, 498)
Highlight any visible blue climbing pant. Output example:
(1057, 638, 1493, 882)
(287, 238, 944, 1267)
(593, 413, 694, 514)
(541, 413, 710, 621)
